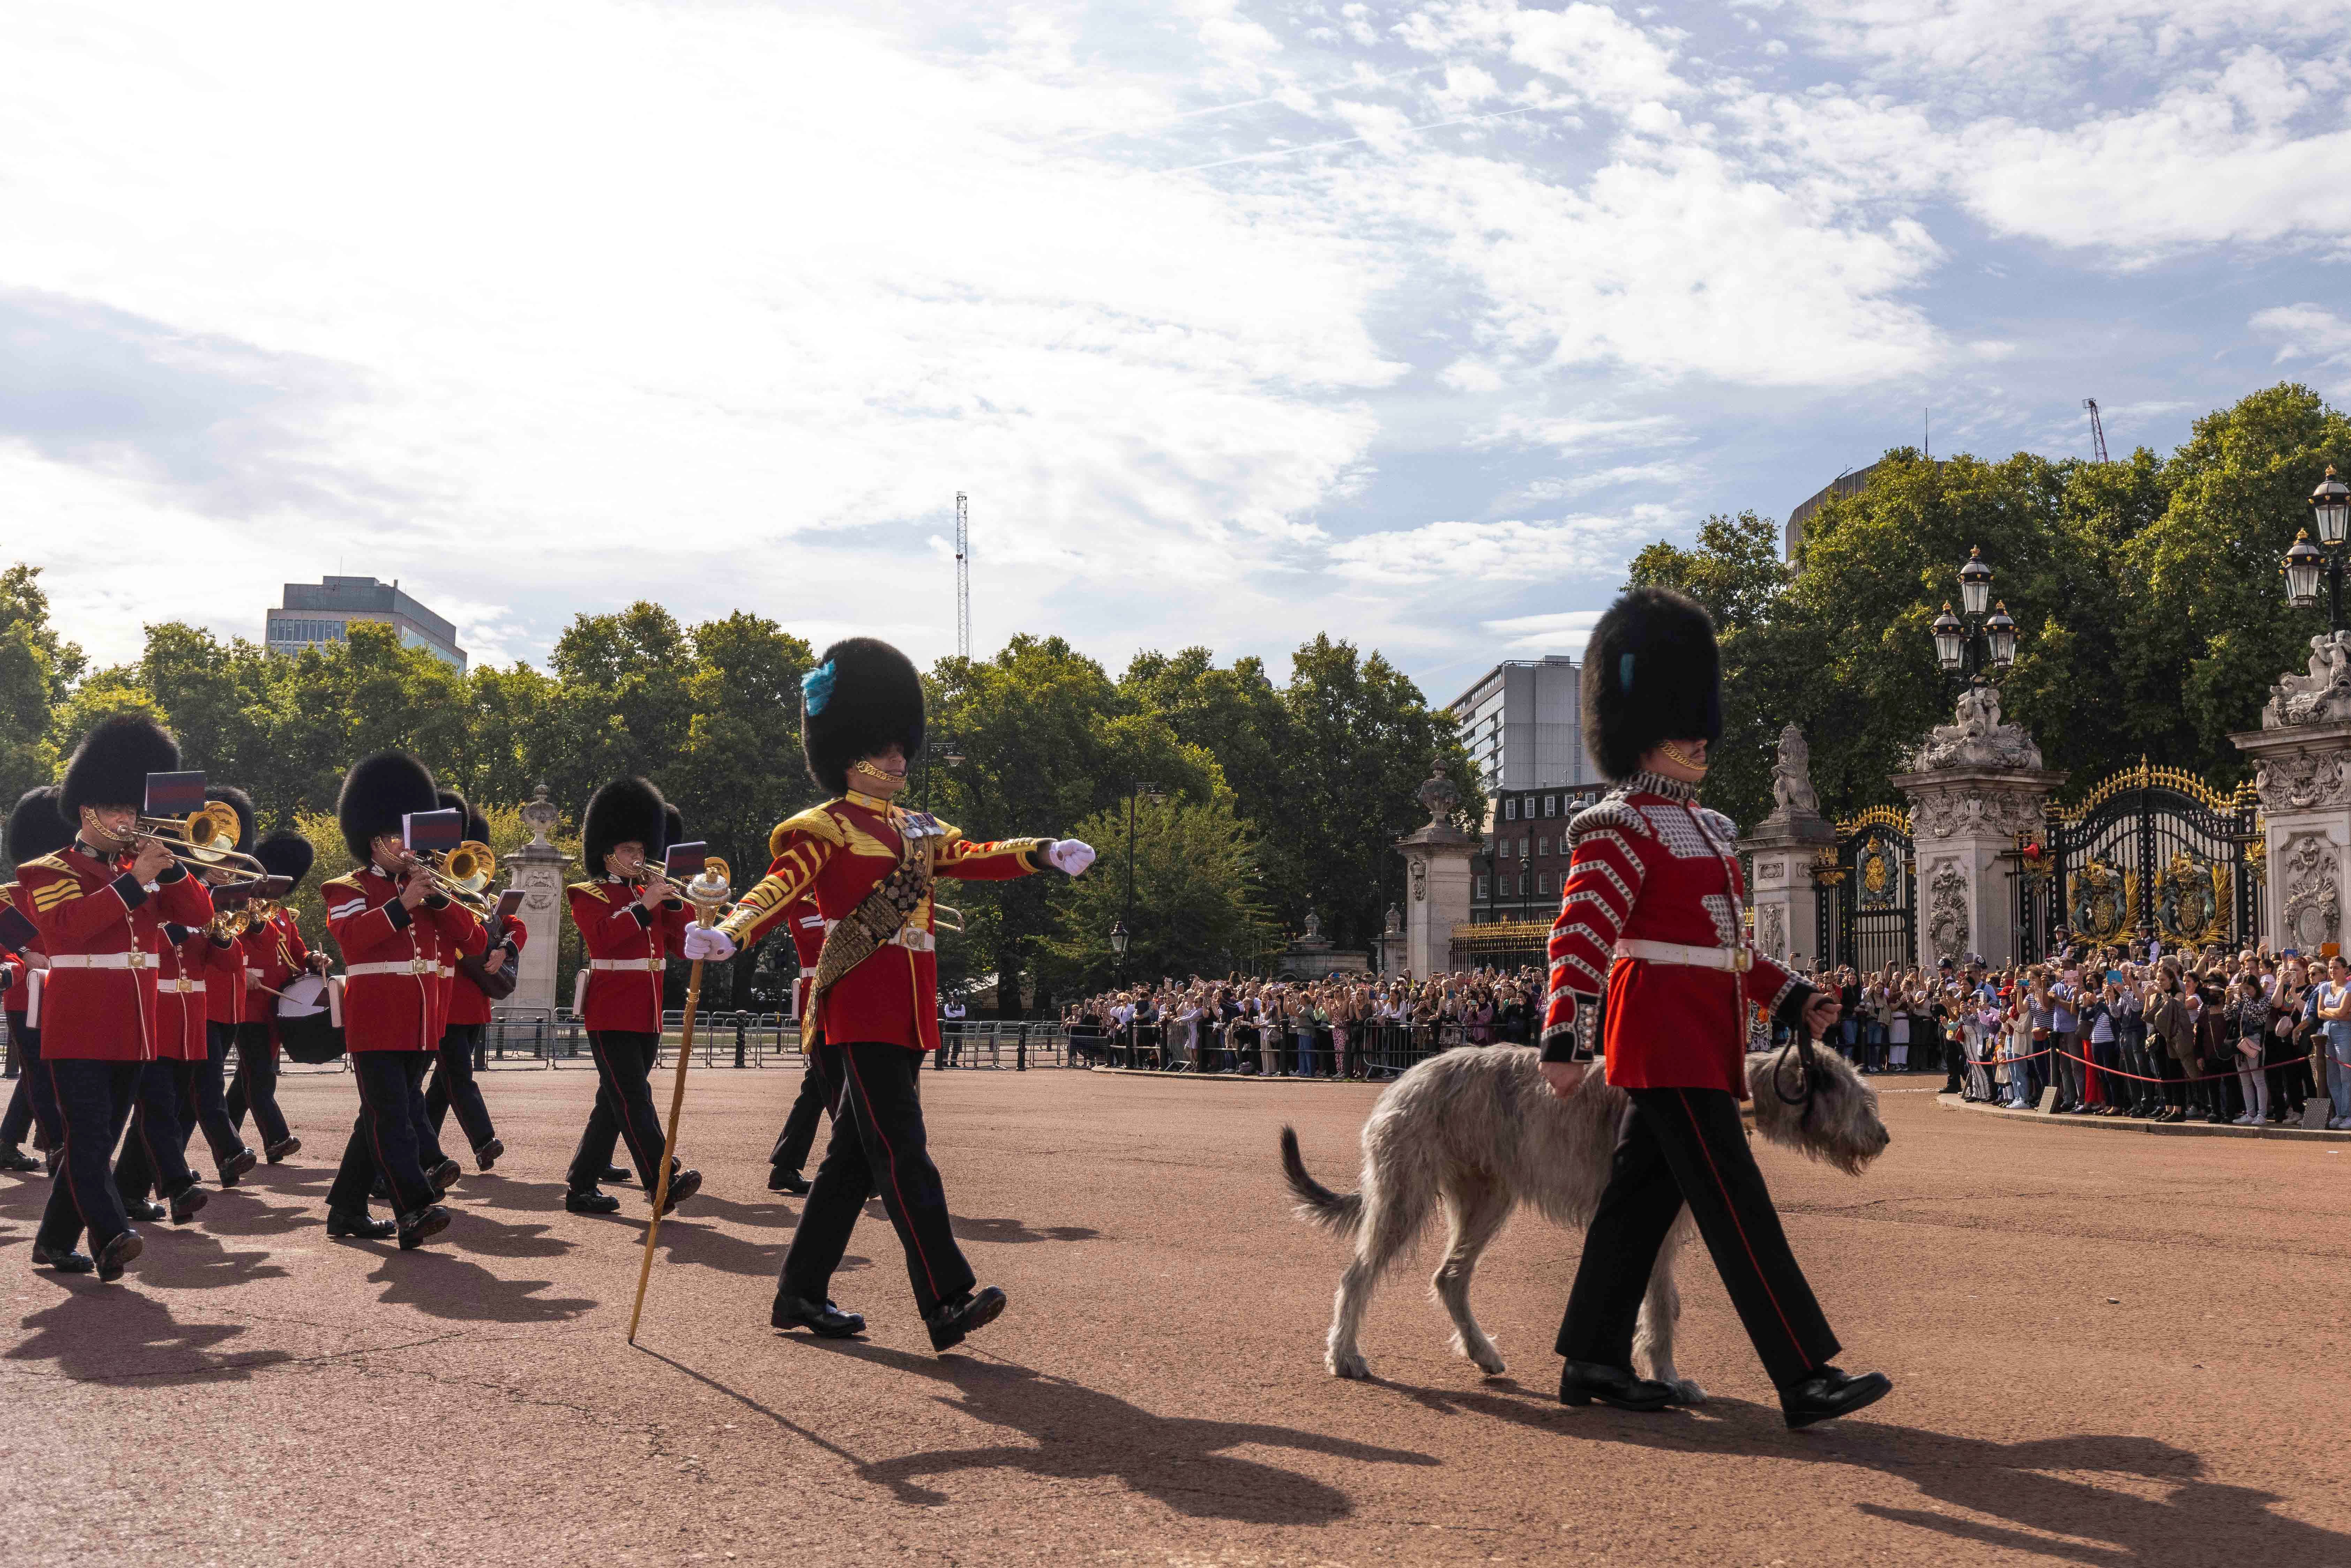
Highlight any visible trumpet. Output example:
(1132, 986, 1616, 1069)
(109, 802, 271, 883)
(396, 840, 498, 912)
(625, 855, 732, 910)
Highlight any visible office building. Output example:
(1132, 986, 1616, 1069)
(1447, 656, 1592, 794)
(265, 576, 467, 670)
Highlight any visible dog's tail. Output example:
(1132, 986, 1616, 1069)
(1279, 1125, 1362, 1235)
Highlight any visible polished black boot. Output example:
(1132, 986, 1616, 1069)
(1780, 1366, 1893, 1429)
(925, 1286, 1007, 1352)
(326, 1210, 396, 1240)
(1559, 1361, 1672, 1412)
(219, 1147, 259, 1184)
(426, 1157, 462, 1193)
(96, 1230, 143, 1283)
(31, 1243, 94, 1273)
(771, 1294, 865, 1337)
(264, 1136, 301, 1162)
(767, 1166, 810, 1195)
(167, 1180, 209, 1224)
(396, 1204, 450, 1251)
(602, 1164, 630, 1183)
(0, 1143, 40, 1173)
(656, 1167, 701, 1215)
(124, 1197, 167, 1222)
(564, 1187, 621, 1215)
(473, 1137, 504, 1173)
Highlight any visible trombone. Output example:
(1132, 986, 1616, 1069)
(399, 840, 498, 913)
(115, 802, 271, 884)
(625, 855, 733, 910)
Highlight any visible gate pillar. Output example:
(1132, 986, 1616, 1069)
(1396, 763, 1479, 980)
(1741, 724, 1836, 970)
(2234, 697, 2351, 955)
(1892, 770, 2065, 968)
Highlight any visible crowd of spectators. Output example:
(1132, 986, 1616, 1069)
(1063, 969, 1543, 1078)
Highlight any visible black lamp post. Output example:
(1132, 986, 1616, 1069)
(1116, 780, 1164, 978)
(2282, 466, 2351, 632)
(1928, 545, 2019, 686)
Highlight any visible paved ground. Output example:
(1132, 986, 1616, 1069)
(3, 1062, 2348, 1566)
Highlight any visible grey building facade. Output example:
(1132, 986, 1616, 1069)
(1446, 656, 1593, 794)
(266, 576, 467, 670)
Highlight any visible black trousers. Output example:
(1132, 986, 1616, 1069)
(182, 1022, 247, 1170)
(114, 1059, 198, 1204)
(403, 1048, 448, 1169)
(37, 1060, 141, 1254)
(569, 1030, 667, 1190)
(769, 1055, 841, 1175)
(781, 1041, 974, 1318)
(1, 1012, 61, 1152)
(225, 1021, 291, 1149)
(426, 1023, 496, 1153)
(327, 1051, 438, 1215)
(1558, 1085, 1839, 1391)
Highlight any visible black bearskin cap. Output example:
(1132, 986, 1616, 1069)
(204, 785, 257, 854)
(1581, 587, 1722, 782)
(802, 637, 924, 796)
(437, 789, 490, 847)
(253, 829, 316, 889)
(583, 777, 669, 871)
(337, 751, 439, 865)
(6, 786, 72, 868)
(663, 803, 684, 850)
(59, 713, 180, 822)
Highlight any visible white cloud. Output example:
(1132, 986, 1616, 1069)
(2253, 303, 2351, 395)
(1483, 607, 1606, 655)
(1328, 509, 1669, 585)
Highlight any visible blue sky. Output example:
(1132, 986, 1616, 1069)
(4, 1, 2347, 710)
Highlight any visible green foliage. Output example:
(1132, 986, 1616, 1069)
(1039, 795, 1278, 992)
(0, 565, 83, 808)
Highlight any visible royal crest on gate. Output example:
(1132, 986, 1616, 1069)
(2154, 851, 2230, 947)
(2065, 859, 2134, 944)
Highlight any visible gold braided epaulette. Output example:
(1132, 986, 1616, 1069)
(769, 805, 845, 860)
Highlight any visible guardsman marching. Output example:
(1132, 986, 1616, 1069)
(1540, 588, 1889, 1429)
(183, 786, 265, 1186)
(764, 893, 834, 1195)
(701, 637, 1096, 1352)
(1, 786, 74, 1173)
(428, 799, 523, 1172)
(563, 777, 699, 1216)
(233, 828, 326, 1161)
(318, 752, 481, 1249)
(113, 908, 211, 1219)
(21, 715, 216, 1281)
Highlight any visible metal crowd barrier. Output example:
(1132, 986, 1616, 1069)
(1075, 1020, 1491, 1080)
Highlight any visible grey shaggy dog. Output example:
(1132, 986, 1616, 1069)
(1279, 1043, 1889, 1401)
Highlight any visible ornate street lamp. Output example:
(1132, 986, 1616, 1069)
(2279, 468, 2351, 632)
(2312, 465, 2349, 547)
(1930, 605, 1965, 673)
(1109, 919, 1129, 956)
(2285, 532, 2325, 611)
(1928, 548, 2019, 687)
(1957, 546, 1993, 615)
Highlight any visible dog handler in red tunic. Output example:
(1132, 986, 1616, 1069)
(1541, 588, 1891, 1429)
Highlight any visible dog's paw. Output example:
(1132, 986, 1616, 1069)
(1663, 1378, 1707, 1406)
(1468, 1343, 1506, 1376)
(1328, 1350, 1372, 1380)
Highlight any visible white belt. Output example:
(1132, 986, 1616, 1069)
(347, 959, 438, 978)
(589, 957, 666, 972)
(799, 967, 817, 979)
(893, 927, 933, 953)
(1616, 939, 1753, 974)
(245, 968, 265, 980)
(164, 978, 206, 995)
(439, 964, 455, 979)
(45, 952, 150, 971)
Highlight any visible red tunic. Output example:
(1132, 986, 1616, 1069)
(323, 867, 486, 1053)
(3, 882, 38, 1015)
(447, 916, 527, 1028)
(202, 929, 250, 1027)
(783, 896, 824, 1025)
(1541, 773, 1809, 1098)
(570, 879, 691, 1033)
(248, 906, 314, 1052)
(152, 929, 212, 1061)
(720, 793, 1050, 1052)
(17, 845, 214, 1062)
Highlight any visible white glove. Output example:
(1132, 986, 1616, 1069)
(1046, 838, 1096, 877)
(682, 925, 737, 962)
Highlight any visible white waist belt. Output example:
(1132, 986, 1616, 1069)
(1616, 939, 1753, 974)
(346, 959, 437, 978)
(589, 957, 665, 972)
(46, 952, 150, 971)
(894, 927, 934, 952)
(163, 978, 206, 995)
(799, 966, 817, 979)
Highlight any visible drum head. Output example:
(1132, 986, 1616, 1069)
(278, 973, 329, 1018)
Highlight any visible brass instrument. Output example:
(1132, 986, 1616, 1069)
(398, 839, 498, 913)
(113, 802, 271, 884)
(207, 906, 255, 940)
(626, 855, 733, 910)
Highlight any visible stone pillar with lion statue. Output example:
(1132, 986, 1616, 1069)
(1892, 684, 2065, 969)
(1739, 724, 1837, 970)
(2233, 631, 2351, 959)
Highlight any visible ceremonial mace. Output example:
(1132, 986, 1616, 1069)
(626, 853, 733, 1344)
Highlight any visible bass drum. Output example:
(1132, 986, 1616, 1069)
(277, 974, 347, 1065)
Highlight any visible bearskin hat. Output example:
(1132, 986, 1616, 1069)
(663, 803, 684, 850)
(204, 784, 257, 854)
(437, 789, 490, 848)
(1580, 587, 1722, 782)
(802, 637, 924, 796)
(583, 777, 669, 871)
(59, 712, 180, 823)
(252, 829, 317, 890)
(6, 786, 72, 869)
(336, 751, 439, 865)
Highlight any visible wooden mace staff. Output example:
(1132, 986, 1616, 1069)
(626, 855, 733, 1345)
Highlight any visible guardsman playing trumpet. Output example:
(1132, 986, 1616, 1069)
(428, 799, 521, 1172)
(699, 637, 1097, 1352)
(20, 715, 217, 1281)
(563, 777, 699, 1217)
(234, 828, 326, 1161)
(1, 785, 74, 1174)
(318, 752, 482, 1250)
(182, 786, 267, 1186)
(113, 907, 211, 1220)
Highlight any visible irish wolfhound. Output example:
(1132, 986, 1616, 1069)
(1279, 1044, 1888, 1400)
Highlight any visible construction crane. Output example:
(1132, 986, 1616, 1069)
(2083, 399, 2110, 463)
(954, 492, 970, 660)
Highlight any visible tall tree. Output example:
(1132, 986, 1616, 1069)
(0, 564, 84, 808)
(1039, 795, 1277, 992)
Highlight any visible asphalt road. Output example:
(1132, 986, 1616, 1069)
(3, 1062, 2346, 1565)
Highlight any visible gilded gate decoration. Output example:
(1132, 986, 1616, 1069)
(2024, 759, 2259, 958)
(1815, 806, 1915, 972)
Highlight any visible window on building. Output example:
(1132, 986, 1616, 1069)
(1505, 799, 1517, 820)
(1544, 795, 1557, 816)
(1538, 872, 1552, 894)
(1476, 876, 1490, 899)
(1537, 836, 1549, 857)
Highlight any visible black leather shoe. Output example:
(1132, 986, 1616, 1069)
(602, 1164, 631, 1183)
(124, 1198, 166, 1222)
(1559, 1361, 1673, 1412)
(0, 1144, 39, 1173)
(326, 1210, 396, 1240)
(168, 1182, 209, 1224)
(771, 1294, 865, 1337)
(768, 1167, 810, 1195)
(565, 1188, 622, 1215)
(264, 1136, 301, 1163)
(97, 1230, 143, 1283)
(474, 1137, 504, 1173)
(396, 1205, 450, 1250)
(657, 1168, 702, 1215)
(31, 1243, 93, 1273)
(369, 1178, 390, 1200)
(1780, 1366, 1893, 1429)
(427, 1158, 462, 1192)
(220, 1147, 259, 1184)
(925, 1285, 1007, 1352)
